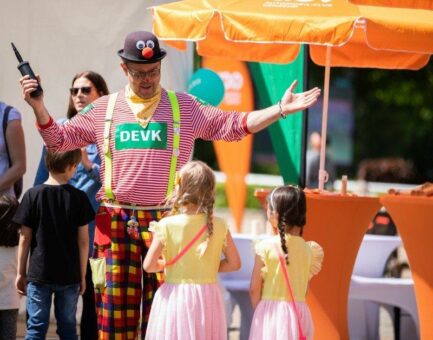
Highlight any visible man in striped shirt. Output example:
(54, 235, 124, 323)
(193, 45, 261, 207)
(20, 31, 320, 339)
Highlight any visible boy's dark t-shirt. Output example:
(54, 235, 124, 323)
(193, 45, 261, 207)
(13, 184, 94, 285)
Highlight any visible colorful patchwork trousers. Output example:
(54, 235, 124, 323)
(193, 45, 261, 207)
(93, 204, 165, 340)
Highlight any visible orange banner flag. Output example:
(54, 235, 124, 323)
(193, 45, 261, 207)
(202, 57, 254, 232)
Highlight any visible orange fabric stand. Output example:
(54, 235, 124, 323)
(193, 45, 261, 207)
(380, 195, 433, 340)
(254, 190, 380, 339)
(303, 194, 380, 340)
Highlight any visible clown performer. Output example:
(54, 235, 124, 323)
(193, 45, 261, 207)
(19, 31, 321, 339)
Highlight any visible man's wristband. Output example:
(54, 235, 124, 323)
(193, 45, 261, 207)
(278, 100, 286, 119)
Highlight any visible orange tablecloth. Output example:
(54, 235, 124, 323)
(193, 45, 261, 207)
(380, 195, 433, 340)
(304, 194, 380, 340)
(254, 190, 380, 339)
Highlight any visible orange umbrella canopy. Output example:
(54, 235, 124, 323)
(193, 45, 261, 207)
(152, 0, 433, 69)
(348, 0, 433, 10)
(152, 0, 433, 191)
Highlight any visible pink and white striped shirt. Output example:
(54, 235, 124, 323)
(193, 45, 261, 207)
(39, 89, 248, 206)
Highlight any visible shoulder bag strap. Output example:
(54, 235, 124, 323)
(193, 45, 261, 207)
(273, 243, 306, 340)
(165, 224, 207, 267)
(2, 105, 13, 167)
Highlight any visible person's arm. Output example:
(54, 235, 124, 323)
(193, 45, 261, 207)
(191, 80, 320, 141)
(143, 234, 165, 273)
(78, 225, 89, 295)
(16, 226, 32, 296)
(0, 120, 26, 191)
(80, 147, 101, 183)
(33, 147, 49, 186)
(246, 80, 321, 133)
(249, 255, 265, 310)
(19, 75, 51, 125)
(219, 231, 241, 272)
(19, 75, 97, 151)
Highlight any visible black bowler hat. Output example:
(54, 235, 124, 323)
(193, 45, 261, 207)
(118, 31, 166, 64)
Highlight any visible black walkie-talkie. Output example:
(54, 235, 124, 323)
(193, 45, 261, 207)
(11, 42, 43, 97)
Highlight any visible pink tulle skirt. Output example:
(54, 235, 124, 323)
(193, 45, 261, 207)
(249, 300, 314, 340)
(145, 283, 227, 340)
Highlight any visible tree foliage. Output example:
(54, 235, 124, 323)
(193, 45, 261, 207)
(309, 59, 433, 183)
(352, 61, 433, 182)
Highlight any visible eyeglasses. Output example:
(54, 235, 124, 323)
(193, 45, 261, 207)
(126, 65, 161, 80)
(70, 86, 92, 96)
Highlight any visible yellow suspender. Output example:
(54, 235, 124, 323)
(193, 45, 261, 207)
(103, 93, 118, 200)
(166, 90, 180, 199)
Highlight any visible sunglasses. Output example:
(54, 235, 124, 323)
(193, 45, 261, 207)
(69, 86, 92, 96)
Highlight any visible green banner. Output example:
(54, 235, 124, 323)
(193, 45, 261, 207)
(115, 122, 167, 150)
(249, 47, 305, 185)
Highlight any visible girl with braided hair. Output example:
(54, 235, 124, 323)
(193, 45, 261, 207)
(143, 160, 240, 340)
(249, 185, 324, 340)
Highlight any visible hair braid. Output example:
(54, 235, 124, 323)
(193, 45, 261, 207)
(278, 217, 289, 265)
(170, 195, 181, 216)
(197, 196, 215, 257)
(206, 199, 214, 239)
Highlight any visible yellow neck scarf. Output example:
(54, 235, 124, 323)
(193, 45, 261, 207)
(125, 85, 161, 128)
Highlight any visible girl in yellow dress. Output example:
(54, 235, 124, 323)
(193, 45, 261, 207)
(249, 186, 324, 340)
(143, 160, 240, 340)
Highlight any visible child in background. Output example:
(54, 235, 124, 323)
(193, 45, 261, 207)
(143, 160, 241, 340)
(249, 186, 324, 340)
(0, 195, 21, 339)
(14, 150, 94, 340)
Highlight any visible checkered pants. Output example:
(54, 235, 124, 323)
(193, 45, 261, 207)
(93, 205, 164, 340)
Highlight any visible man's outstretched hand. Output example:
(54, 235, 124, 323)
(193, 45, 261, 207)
(280, 80, 321, 116)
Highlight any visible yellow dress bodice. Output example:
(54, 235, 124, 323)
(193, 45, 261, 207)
(151, 214, 228, 284)
(255, 235, 324, 302)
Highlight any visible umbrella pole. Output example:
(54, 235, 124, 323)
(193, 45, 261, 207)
(300, 45, 310, 189)
(318, 45, 331, 191)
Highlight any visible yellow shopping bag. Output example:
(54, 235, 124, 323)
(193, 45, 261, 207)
(89, 257, 106, 289)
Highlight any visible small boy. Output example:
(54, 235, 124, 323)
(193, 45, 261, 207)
(14, 149, 94, 340)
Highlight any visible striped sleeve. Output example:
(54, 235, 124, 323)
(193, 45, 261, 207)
(185, 94, 248, 141)
(38, 97, 104, 151)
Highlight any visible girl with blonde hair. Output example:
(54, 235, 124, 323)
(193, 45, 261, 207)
(143, 160, 240, 340)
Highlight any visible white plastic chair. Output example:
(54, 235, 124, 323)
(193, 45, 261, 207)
(348, 234, 418, 340)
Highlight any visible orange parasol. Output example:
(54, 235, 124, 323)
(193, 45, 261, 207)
(152, 0, 433, 191)
(348, 0, 433, 10)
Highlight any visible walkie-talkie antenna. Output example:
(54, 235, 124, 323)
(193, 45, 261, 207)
(11, 43, 24, 63)
(11, 42, 43, 97)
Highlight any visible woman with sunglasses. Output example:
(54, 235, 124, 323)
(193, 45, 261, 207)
(33, 71, 109, 340)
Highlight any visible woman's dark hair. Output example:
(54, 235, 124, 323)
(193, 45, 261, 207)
(66, 71, 109, 119)
(0, 195, 20, 247)
(45, 149, 82, 174)
(269, 185, 306, 264)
